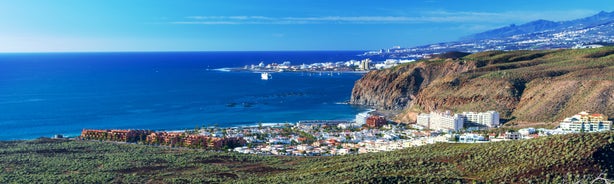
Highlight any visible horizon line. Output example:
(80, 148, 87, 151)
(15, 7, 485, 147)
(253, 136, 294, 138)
(0, 49, 370, 54)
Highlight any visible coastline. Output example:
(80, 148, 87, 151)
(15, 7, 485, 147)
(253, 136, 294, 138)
(12, 116, 368, 141)
(215, 67, 371, 74)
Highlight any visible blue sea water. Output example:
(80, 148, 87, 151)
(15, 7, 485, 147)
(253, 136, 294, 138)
(0, 51, 372, 140)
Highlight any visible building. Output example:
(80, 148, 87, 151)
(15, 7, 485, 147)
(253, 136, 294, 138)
(366, 115, 387, 128)
(416, 111, 464, 131)
(81, 129, 153, 142)
(458, 134, 486, 143)
(461, 111, 500, 127)
(358, 59, 371, 71)
(504, 132, 521, 140)
(355, 111, 369, 126)
(518, 128, 536, 136)
(559, 111, 612, 132)
(430, 111, 464, 131)
(416, 113, 431, 129)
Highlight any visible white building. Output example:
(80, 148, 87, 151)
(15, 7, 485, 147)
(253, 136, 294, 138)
(416, 113, 431, 129)
(518, 128, 536, 136)
(458, 134, 486, 143)
(462, 111, 500, 127)
(337, 123, 354, 129)
(426, 111, 464, 131)
(559, 111, 612, 133)
(355, 111, 371, 126)
(358, 59, 371, 71)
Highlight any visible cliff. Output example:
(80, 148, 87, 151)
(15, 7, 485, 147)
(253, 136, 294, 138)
(350, 47, 614, 125)
(351, 59, 477, 110)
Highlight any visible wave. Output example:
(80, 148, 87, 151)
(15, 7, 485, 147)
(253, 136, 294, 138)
(357, 109, 376, 115)
(212, 68, 232, 72)
(0, 98, 46, 105)
(227, 122, 294, 128)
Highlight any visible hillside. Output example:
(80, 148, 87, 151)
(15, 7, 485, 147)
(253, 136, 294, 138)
(351, 47, 614, 125)
(1, 132, 613, 183)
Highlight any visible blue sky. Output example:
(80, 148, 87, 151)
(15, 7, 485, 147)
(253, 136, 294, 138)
(0, 0, 612, 52)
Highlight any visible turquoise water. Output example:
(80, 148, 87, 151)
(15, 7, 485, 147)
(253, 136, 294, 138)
(0, 52, 370, 140)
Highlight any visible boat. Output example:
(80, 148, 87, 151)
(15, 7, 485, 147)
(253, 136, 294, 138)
(261, 72, 272, 80)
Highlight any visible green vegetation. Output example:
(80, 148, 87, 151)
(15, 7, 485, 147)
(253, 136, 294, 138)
(2, 132, 614, 183)
(463, 47, 614, 81)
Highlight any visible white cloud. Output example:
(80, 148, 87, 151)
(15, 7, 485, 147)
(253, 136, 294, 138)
(424, 10, 597, 22)
(172, 10, 599, 25)
(172, 21, 241, 25)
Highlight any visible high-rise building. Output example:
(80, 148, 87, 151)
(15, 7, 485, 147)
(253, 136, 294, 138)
(417, 113, 431, 129)
(419, 111, 464, 131)
(462, 111, 500, 127)
(359, 59, 371, 71)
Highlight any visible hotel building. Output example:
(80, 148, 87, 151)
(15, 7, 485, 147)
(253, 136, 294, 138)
(462, 111, 500, 127)
(417, 111, 464, 131)
(559, 111, 612, 132)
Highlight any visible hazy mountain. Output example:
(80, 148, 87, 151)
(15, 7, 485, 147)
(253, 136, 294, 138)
(363, 10, 614, 59)
(462, 11, 614, 41)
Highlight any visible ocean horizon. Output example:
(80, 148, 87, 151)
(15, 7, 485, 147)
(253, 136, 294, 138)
(0, 51, 377, 140)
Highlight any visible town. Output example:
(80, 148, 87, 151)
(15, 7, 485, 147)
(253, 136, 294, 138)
(228, 58, 415, 73)
(79, 111, 612, 156)
(361, 11, 614, 60)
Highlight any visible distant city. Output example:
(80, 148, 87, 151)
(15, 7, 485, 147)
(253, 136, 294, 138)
(232, 58, 415, 73)
(363, 11, 614, 59)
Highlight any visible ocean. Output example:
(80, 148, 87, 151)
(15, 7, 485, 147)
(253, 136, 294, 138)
(0, 51, 373, 140)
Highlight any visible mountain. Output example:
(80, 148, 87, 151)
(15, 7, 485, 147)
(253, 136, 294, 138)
(351, 47, 614, 125)
(462, 11, 614, 41)
(461, 19, 559, 40)
(363, 11, 614, 59)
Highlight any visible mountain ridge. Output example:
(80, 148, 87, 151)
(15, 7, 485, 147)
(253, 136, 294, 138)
(461, 10, 614, 41)
(364, 10, 614, 59)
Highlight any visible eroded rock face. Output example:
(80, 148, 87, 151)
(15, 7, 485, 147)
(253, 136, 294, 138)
(414, 78, 520, 117)
(350, 48, 614, 124)
(350, 61, 476, 110)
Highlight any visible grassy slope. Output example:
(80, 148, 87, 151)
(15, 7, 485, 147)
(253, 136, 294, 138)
(402, 47, 614, 124)
(2, 132, 614, 183)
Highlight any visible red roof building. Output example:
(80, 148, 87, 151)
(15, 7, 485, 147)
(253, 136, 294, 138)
(366, 116, 387, 128)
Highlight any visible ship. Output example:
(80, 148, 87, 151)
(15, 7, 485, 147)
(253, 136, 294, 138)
(261, 72, 272, 80)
